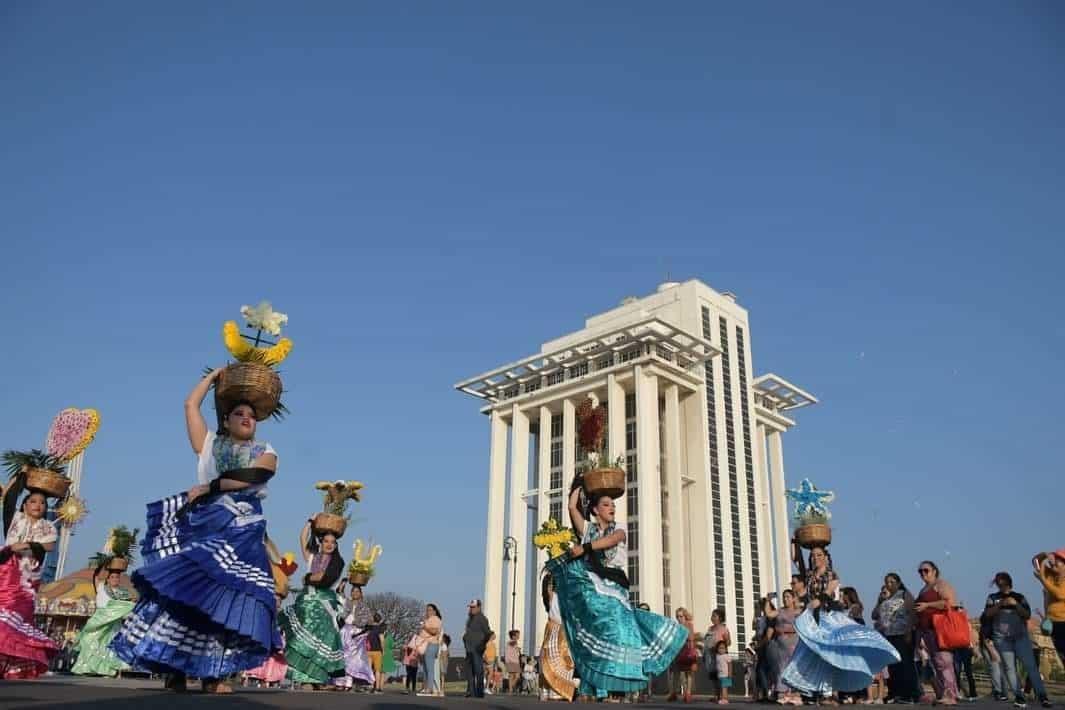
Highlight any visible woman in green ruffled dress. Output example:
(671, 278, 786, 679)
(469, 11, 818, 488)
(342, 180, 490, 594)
(72, 562, 135, 677)
(279, 520, 346, 689)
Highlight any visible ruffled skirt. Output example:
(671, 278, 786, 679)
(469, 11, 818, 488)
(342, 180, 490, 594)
(547, 555, 686, 698)
(109, 491, 280, 677)
(331, 624, 375, 687)
(71, 597, 135, 676)
(279, 586, 345, 685)
(245, 650, 288, 684)
(540, 618, 577, 701)
(0, 554, 58, 678)
(782, 609, 900, 694)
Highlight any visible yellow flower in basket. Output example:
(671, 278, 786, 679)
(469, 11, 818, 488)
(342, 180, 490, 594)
(223, 321, 293, 366)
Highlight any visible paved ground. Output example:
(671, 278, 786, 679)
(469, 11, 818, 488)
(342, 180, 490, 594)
(0, 677, 1059, 710)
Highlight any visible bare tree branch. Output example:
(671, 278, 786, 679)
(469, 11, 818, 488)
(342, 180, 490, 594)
(366, 591, 426, 655)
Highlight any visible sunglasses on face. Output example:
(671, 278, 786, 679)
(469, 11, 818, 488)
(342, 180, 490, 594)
(918, 568, 932, 574)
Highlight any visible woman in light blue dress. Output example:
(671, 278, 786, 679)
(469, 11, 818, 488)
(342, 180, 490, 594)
(781, 544, 899, 699)
(545, 475, 686, 700)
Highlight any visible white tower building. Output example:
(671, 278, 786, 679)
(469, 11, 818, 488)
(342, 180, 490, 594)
(455, 279, 816, 654)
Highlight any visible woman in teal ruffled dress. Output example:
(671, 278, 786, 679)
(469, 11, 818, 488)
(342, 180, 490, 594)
(546, 474, 686, 700)
(72, 565, 134, 676)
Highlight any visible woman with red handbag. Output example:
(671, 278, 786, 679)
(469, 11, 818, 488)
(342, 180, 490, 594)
(914, 560, 959, 705)
(668, 608, 698, 702)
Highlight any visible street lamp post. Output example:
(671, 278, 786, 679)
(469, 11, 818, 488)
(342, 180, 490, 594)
(502, 536, 518, 634)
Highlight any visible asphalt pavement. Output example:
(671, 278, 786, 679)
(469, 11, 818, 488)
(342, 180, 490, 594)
(1, 677, 1057, 710)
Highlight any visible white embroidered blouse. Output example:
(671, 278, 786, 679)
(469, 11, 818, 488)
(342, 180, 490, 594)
(5, 511, 58, 587)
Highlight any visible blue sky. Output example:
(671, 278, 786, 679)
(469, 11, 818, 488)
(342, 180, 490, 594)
(2, 2, 1062, 638)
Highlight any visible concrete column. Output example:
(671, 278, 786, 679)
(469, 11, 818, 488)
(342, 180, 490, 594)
(534, 406, 552, 649)
(562, 399, 576, 527)
(635, 366, 664, 610)
(683, 385, 712, 627)
(607, 373, 627, 530)
(483, 409, 508, 635)
(507, 404, 530, 640)
(767, 429, 791, 594)
(663, 383, 687, 611)
(753, 423, 774, 593)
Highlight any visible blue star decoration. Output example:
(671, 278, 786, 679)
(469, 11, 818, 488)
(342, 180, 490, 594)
(785, 478, 835, 520)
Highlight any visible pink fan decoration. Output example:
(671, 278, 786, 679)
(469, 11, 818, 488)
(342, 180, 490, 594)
(46, 408, 101, 462)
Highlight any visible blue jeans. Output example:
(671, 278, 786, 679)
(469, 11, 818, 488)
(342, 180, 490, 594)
(421, 643, 439, 692)
(465, 648, 485, 697)
(980, 641, 1003, 696)
(993, 634, 1047, 701)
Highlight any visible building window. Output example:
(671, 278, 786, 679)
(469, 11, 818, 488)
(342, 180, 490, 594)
(568, 362, 589, 379)
(627, 556, 640, 587)
(551, 416, 564, 438)
(596, 354, 614, 371)
(703, 306, 726, 609)
(735, 325, 761, 601)
(625, 421, 636, 451)
(547, 371, 564, 386)
(628, 492, 639, 518)
(503, 386, 519, 399)
(549, 498, 562, 525)
(626, 455, 637, 483)
(524, 380, 541, 394)
(627, 521, 639, 551)
(619, 346, 641, 363)
(720, 316, 746, 648)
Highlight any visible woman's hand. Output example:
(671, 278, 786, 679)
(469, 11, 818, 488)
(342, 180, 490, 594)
(8, 542, 28, 552)
(208, 367, 225, 382)
(187, 484, 210, 503)
(914, 602, 927, 613)
(569, 544, 585, 559)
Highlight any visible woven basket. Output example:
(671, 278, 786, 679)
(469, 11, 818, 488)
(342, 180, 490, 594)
(583, 467, 626, 500)
(349, 571, 371, 586)
(312, 512, 347, 539)
(216, 362, 282, 421)
(25, 467, 71, 499)
(108, 557, 129, 572)
(796, 523, 832, 550)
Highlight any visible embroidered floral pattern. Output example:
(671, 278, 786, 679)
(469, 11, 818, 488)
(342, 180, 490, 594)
(211, 435, 270, 474)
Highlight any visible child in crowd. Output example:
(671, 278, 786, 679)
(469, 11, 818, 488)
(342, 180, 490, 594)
(403, 644, 419, 695)
(716, 640, 733, 704)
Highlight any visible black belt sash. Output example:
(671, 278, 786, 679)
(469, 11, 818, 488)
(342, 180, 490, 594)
(579, 548, 631, 590)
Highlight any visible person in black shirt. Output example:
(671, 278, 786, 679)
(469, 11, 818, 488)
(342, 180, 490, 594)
(364, 613, 387, 694)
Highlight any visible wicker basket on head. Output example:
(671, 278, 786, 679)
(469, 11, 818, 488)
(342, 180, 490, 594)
(583, 467, 626, 500)
(216, 362, 282, 421)
(312, 512, 347, 539)
(349, 571, 371, 586)
(25, 467, 71, 499)
(796, 523, 832, 550)
(108, 557, 129, 572)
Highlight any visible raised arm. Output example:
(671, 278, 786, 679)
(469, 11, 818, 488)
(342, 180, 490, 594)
(299, 520, 313, 563)
(567, 480, 587, 539)
(792, 540, 807, 578)
(185, 368, 224, 453)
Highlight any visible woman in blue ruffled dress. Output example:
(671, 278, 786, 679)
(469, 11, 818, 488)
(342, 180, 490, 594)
(546, 474, 686, 701)
(781, 544, 900, 702)
(110, 369, 281, 694)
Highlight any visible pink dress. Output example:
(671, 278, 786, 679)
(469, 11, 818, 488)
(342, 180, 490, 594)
(0, 513, 60, 678)
(245, 630, 288, 683)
